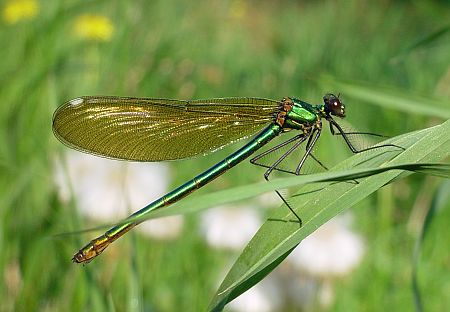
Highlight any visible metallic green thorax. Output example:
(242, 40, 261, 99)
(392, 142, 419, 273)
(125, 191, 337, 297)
(282, 98, 321, 131)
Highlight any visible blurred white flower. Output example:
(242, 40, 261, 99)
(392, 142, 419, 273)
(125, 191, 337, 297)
(288, 214, 364, 276)
(257, 192, 281, 208)
(285, 213, 365, 308)
(53, 151, 184, 240)
(138, 215, 184, 240)
(227, 274, 282, 312)
(200, 206, 262, 250)
(276, 265, 318, 309)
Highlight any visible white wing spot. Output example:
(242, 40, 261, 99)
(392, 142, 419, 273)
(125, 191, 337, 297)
(69, 98, 84, 106)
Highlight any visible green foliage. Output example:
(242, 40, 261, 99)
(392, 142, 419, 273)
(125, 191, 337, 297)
(0, 1, 449, 311)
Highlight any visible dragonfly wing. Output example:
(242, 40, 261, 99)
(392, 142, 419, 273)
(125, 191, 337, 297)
(52, 96, 279, 161)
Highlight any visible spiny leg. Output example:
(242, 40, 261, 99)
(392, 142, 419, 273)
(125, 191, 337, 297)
(250, 131, 331, 175)
(250, 133, 305, 175)
(328, 119, 405, 153)
(295, 128, 321, 175)
(296, 127, 328, 172)
(251, 128, 331, 224)
(254, 134, 311, 224)
(292, 126, 359, 186)
(264, 135, 309, 179)
(252, 130, 328, 174)
(306, 126, 361, 185)
(264, 135, 309, 226)
(290, 128, 340, 196)
(309, 153, 328, 171)
(327, 119, 405, 184)
(272, 128, 321, 223)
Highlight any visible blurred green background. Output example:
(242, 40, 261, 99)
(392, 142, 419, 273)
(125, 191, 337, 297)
(0, 0, 449, 311)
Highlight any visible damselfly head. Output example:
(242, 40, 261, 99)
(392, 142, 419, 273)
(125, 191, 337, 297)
(323, 94, 345, 118)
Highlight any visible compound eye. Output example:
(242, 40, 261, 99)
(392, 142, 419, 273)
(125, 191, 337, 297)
(324, 94, 345, 117)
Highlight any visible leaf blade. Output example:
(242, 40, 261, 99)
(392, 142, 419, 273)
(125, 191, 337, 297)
(208, 119, 450, 310)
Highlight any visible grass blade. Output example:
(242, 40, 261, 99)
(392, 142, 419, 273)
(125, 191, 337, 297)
(208, 119, 450, 311)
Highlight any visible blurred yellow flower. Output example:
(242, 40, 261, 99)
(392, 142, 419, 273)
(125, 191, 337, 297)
(229, 0, 247, 20)
(2, 0, 39, 24)
(73, 14, 114, 41)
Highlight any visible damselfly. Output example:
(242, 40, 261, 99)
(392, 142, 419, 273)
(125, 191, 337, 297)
(52, 94, 401, 263)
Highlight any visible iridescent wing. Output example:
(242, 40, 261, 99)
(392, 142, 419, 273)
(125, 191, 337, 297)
(52, 96, 279, 161)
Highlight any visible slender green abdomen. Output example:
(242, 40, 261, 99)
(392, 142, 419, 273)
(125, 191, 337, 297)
(73, 123, 282, 263)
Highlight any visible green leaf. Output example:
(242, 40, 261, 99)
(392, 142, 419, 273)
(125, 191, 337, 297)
(208, 119, 450, 311)
(411, 180, 450, 312)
